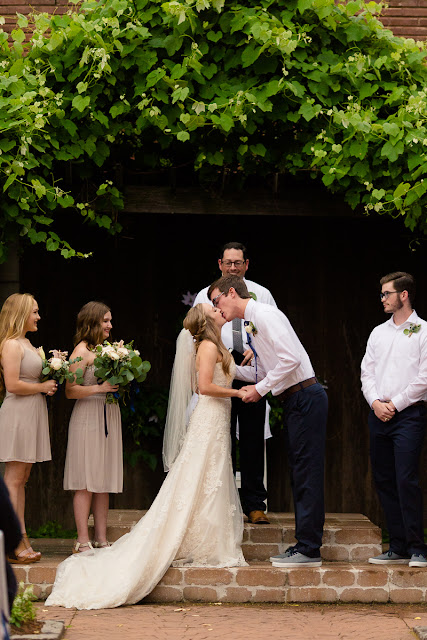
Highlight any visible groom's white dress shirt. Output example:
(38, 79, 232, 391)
(361, 310, 427, 412)
(194, 279, 276, 439)
(193, 278, 277, 351)
(235, 299, 315, 397)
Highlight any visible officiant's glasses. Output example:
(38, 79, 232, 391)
(221, 260, 246, 267)
(380, 290, 402, 301)
(212, 292, 225, 307)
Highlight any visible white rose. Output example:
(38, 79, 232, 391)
(108, 351, 120, 360)
(134, 350, 140, 356)
(102, 345, 114, 356)
(50, 357, 62, 370)
(245, 325, 253, 334)
(117, 347, 129, 358)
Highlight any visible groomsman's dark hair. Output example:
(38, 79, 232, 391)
(220, 242, 248, 260)
(208, 275, 251, 300)
(380, 271, 416, 304)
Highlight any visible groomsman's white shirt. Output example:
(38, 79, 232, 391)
(361, 310, 427, 412)
(193, 278, 277, 350)
(234, 299, 315, 397)
(194, 279, 276, 438)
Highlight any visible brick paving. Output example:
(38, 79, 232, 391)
(37, 602, 427, 640)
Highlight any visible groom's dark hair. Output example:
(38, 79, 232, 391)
(220, 242, 248, 260)
(208, 275, 251, 300)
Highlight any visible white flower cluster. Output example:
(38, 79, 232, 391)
(100, 341, 139, 361)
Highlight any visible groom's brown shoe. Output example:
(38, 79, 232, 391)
(248, 510, 270, 525)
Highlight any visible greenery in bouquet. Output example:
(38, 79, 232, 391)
(39, 348, 84, 385)
(93, 340, 151, 404)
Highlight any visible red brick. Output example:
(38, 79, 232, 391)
(322, 569, 355, 587)
(282, 531, 297, 543)
(356, 569, 388, 587)
(350, 546, 381, 562)
(340, 587, 389, 603)
(235, 567, 287, 587)
(389, 588, 425, 603)
(287, 569, 321, 587)
(390, 568, 427, 588)
(182, 586, 219, 602)
(287, 587, 337, 602)
(252, 588, 285, 603)
(159, 568, 183, 586)
(144, 586, 183, 603)
(242, 544, 279, 561)
(184, 568, 231, 586)
(27, 565, 56, 583)
(321, 546, 350, 561)
(12, 566, 28, 583)
(249, 528, 282, 543)
(222, 587, 252, 602)
(334, 529, 380, 544)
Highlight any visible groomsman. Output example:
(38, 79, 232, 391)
(361, 271, 427, 567)
(194, 242, 276, 525)
(208, 275, 328, 567)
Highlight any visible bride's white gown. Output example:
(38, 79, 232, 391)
(46, 362, 247, 610)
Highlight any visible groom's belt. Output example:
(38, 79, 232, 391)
(277, 377, 318, 402)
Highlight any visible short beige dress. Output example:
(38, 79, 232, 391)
(0, 342, 51, 463)
(63, 365, 123, 493)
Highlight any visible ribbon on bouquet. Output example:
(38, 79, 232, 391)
(244, 330, 258, 383)
(98, 381, 119, 437)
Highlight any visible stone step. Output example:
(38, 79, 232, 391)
(87, 511, 382, 562)
(13, 551, 427, 604)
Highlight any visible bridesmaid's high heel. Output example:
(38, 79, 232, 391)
(93, 541, 111, 548)
(22, 534, 42, 561)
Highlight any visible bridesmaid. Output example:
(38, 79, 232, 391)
(0, 293, 57, 564)
(64, 301, 122, 554)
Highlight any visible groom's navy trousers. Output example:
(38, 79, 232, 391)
(281, 382, 328, 557)
(369, 403, 427, 556)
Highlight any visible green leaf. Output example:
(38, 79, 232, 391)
(146, 68, 166, 88)
(72, 95, 90, 112)
(177, 131, 190, 142)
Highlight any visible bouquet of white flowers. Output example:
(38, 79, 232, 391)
(39, 348, 84, 385)
(93, 340, 151, 404)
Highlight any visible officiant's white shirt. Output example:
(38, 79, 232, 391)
(193, 279, 276, 438)
(361, 310, 427, 412)
(235, 299, 315, 397)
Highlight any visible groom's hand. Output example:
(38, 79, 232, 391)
(241, 385, 262, 403)
(241, 349, 254, 366)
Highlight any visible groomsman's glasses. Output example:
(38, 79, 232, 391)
(212, 292, 225, 307)
(221, 260, 246, 267)
(380, 290, 402, 300)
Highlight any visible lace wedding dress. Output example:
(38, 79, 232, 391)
(46, 361, 247, 610)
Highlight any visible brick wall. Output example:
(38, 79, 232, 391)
(1, 0, 427, 40)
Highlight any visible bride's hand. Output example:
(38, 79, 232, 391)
(235, 388, 247, 400)
(240, 349, 254, 366)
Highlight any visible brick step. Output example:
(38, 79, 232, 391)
(87, 511, 382, 562)
(13, 554, 427, 604)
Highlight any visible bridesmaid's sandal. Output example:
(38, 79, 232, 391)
(72, 541, 94, 554)
(8, 541, 40, 565)
(93, 541, 111, 548)
(22, 534, 42, 561)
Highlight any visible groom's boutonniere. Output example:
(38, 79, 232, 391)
(404, 323, 421, 337)
(244, 321, 258, 336)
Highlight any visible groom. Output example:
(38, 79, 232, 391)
(208, 275, 328, 567)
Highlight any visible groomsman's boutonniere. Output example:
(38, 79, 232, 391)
(249, 292, 257, 301)
(404, 323, 421, 337)
(244, 321, 258, 336)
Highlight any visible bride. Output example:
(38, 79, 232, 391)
(46, 304, 247, 610)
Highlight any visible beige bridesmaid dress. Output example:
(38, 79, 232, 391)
(0, 342, 51, 462)
(63, 365, 123, 493)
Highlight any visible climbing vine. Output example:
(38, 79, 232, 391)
(1, 0, 427, 262)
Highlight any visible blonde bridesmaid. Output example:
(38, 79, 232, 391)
(0, 293, 57, 564)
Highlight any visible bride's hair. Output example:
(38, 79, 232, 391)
(74, 301, 111, 350)
(183, 304, 232, 377)
(0, 293, 36, 395)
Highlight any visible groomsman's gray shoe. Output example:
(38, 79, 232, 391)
(368, 551, 410, 565)
(270, 546, 295, 562)
(409, 553, 427, 567)
(272, 551, 322, 568)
